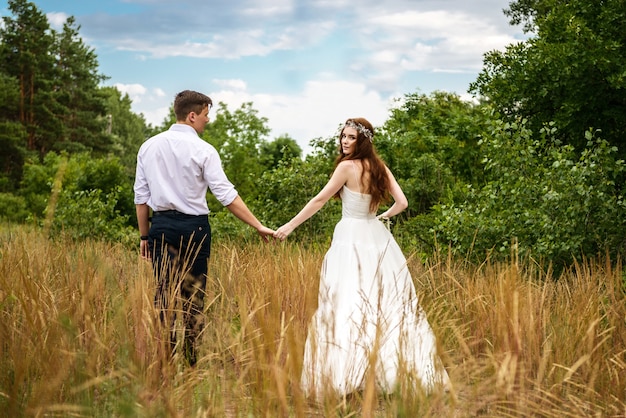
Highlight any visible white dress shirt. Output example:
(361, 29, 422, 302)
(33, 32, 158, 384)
(133, 124, 238, 215)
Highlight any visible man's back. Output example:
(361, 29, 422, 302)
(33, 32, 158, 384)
(134, 123, 236, 215)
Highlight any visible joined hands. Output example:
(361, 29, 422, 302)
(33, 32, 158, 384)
(257, 225, 276, 242)
(274, 223, 294, 241)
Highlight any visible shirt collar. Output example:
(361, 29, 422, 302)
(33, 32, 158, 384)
(169, 123, 198, 135)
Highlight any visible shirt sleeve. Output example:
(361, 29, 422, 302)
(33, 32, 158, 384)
(203, 149, 239, 206)
(133, 150, 151, 205)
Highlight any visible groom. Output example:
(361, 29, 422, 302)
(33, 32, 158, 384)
(133, 90, 274, 366)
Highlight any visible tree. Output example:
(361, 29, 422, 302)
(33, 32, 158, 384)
(252, 136, 341, 242)
(470, 0, 626, 157)
(0, 0, 56, 155)
(15, 152, 136, 242)
(52, 16, 111, 154)
(0, 71, 26, 192)
(0, 1, 113, 159)
(202, 102, 271, 210)
(101, 86, 150, 170)
(432, 117, 626, 269)
(259, 134, 302, 169)
(376, 91, 489, 217)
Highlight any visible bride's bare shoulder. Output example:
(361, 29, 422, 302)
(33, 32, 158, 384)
(335, 160, 355, 172)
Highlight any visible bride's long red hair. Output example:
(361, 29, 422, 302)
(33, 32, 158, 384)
(334, 118, 390, 212)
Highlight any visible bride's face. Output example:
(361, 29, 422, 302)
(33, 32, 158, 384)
(341, 127, 358, 155)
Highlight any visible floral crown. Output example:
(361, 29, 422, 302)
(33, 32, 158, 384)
(343, 120, 374, 142)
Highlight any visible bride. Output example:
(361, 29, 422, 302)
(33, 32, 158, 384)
(274, 118, 450, 397)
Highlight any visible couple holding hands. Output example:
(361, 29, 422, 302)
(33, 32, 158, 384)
(134, 90, 449, 397)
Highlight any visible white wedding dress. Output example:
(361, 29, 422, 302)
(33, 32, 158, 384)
(300, 185, 450, 397)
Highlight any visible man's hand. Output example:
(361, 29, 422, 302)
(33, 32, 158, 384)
(257, 225, 275, 242)
(139, 239, 152, 260)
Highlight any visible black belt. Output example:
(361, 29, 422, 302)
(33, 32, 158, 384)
(152, 210, 206, 219)
(153, 210, 185, 216)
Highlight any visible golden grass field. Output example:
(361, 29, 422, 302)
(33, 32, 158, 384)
(1, 226, 625, 417)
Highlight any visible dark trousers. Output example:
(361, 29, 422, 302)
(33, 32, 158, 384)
(148, 211, 211, 365)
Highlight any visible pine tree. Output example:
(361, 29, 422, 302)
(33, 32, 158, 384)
(53, 16, 111, 154)
(0, 0, 56, 155)
(0, 1, 114, 158)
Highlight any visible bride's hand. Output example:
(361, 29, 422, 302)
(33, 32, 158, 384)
(274, 223, 294, 241)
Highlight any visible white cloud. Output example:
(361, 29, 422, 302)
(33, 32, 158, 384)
(46, 12, 68, 29)
(114, 83, 147, 103)
(365, 10, 515, 70)
(116, 36, 272, 59)
(142, 106, 171, 126)
(136, 78, 397, 149)
(113, 84, 172, 126)
(112, 20, 335, 59)
(213, 79, 248, 91)
(240, 0, 294, 17)
(85, 0, 524, 148)
(342, 8, 521, 93)
(209, 76, 395, 154)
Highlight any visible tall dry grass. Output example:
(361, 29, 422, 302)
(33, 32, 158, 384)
(0, 226, 624, 417)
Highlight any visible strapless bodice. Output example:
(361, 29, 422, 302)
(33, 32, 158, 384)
(340, 185, 376, 220)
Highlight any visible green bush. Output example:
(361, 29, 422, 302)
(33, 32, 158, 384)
(252, 157, 340, 243)
(208, 209, 257, 243)
(0, 192, 29, 223)
(50, 187, 135, 246)
(15, 152, 136, 246)
(432, 119, 626, 269)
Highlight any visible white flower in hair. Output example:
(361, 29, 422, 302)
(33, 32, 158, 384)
(343, 120, 374, 142)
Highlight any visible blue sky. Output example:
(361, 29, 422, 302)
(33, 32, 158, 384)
(1, 0, 525, 153)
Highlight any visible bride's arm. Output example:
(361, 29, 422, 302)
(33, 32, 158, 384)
(274, 162, 350, 240)
(377, 166, 408, 219)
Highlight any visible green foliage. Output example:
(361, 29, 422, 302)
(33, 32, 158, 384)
(376, 91, 489, 218)
(0, 120, 27, 193)
(307, 134, 341, 165)
(203, 133, 341, 244)
(471, 0, 626, 157)
(252, 156, 340, 243)
(198, 102, 304, 218)
(101, 86, 151, 170)
(201, 102, 270, 213)
(432, 117, 626, 268)
(18, 153, 60, 218)
(0, 193, 29, 223)
(0, 72, 27, 192)
(15, 152, 136, 244)
(0, 0, 56, 155)
(258, 134, 302, 169)
(52, 187, 135, 245)
(0, 0, 123, 169)
(208, 210, 258, 244)
(52, 16, 111, 155)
